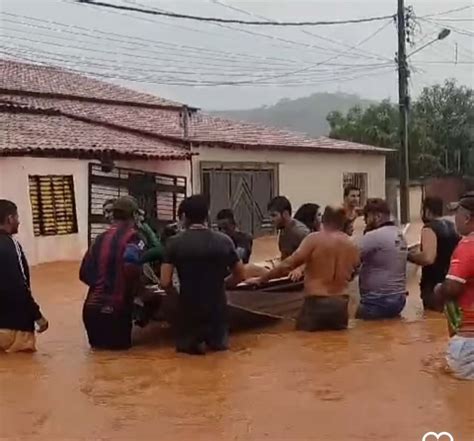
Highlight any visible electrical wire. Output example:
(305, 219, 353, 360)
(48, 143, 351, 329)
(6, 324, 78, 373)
(1, 31, 393, 83)
(1, 11, 316, 67)
(1, 45, 396, 87)
(208, 0, 393, 63)
(419, 17, 474, 37)
(68, 0, 387, 63)
(2, 40, 393, 85)
(420, 4, 473, 18)
(74, 0, 396, 27)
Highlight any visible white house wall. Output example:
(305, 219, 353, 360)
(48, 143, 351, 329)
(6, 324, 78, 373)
(0, 157, 89, 266)
(0, 157, 192, 266)
(191, 146, 386, 211)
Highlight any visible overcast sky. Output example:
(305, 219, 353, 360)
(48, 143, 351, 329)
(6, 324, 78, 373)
(1, 0, 473, 109)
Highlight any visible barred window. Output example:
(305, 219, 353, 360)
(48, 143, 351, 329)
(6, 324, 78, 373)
(343, 172, 368, 205)
(29, 175, 78, 237)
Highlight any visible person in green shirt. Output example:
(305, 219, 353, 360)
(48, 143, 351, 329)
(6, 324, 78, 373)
(135, 209, 164, 264)
(133, 209, 165, 326)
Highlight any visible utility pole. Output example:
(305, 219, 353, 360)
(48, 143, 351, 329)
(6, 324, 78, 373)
(397, 0, 410, 225)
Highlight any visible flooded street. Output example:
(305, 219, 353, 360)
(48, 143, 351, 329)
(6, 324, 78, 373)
(1, 233, 473, 440)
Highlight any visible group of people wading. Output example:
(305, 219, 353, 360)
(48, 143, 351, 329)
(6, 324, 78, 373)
(0, 188, 473, 379)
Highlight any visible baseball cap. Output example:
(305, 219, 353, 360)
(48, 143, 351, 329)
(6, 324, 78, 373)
(448, 191, 474, 213)
(112, 196, 139, 216)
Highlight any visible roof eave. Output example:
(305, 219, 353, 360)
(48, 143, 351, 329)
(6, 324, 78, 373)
(193, 140, 394, 155)
(0, 147, 194, 161)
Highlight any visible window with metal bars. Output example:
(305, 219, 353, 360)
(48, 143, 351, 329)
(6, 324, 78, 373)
(343, 172, 368, 205)
(28, 175, 78, 237)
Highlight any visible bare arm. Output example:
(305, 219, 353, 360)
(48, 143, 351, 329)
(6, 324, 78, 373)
(408, 227, 437, 266)
(434, 279, 464, 305)
(160, 263, 177, 295)
(225, 261, 246, 288)
(260, 235, 314, 284)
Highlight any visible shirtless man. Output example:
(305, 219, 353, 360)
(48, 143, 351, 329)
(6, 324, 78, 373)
(248, 206, 360, 331)
(343, 185, 362, 235)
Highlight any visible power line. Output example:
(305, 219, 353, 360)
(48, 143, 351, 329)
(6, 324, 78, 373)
(0, 24, 305, 73)
(419, 17, 474, 37)
(434, 19, 474, 22)
(1, 45, 396, 87)
(73, 1, 384, 63)
(1, 31, 393, 83)
(74, 0, 396, 27)
(421, 4, 473, 18)
(208, 0, 393, 62)
(0, 13, 292, 67)
(2, 39, 393, 85)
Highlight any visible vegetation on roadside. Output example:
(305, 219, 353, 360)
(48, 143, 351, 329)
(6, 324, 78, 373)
(327, 80, 474, 179)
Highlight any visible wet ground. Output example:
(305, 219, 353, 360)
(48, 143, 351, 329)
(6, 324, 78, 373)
(1, 231, 473, 440)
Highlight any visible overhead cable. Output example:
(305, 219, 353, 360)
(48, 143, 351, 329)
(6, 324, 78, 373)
(74, 0, 396, 27)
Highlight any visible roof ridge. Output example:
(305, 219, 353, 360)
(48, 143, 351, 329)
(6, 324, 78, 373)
(0, 87, 192, 111)
(0, 58, 194, 110)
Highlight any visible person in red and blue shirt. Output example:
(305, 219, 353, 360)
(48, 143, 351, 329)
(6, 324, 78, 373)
(80, 196, 144, 350)
(435, 192, 474, 380)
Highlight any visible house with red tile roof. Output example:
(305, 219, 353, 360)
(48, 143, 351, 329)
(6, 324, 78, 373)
(1, 59, 391, 264)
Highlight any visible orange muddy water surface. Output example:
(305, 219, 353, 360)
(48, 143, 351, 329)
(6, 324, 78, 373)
(1, 233, 473, 441)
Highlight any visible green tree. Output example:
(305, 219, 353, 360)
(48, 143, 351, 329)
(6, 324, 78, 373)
(327, 80, 474, 179)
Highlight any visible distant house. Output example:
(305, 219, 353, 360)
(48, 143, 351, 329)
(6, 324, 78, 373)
(1, 59, 391, 265)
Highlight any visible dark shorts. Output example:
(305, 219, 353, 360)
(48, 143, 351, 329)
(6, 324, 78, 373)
(296, 295, 349, 332)
(357, 292, 406, 320)
(83, 306, 132, 350)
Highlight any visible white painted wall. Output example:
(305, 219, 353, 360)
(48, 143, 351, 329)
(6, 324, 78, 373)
(191, 146, 386, 211)
(0, 156, 191, 266)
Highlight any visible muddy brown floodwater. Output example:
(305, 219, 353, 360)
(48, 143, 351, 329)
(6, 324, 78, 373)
(1, 232, 473, 440)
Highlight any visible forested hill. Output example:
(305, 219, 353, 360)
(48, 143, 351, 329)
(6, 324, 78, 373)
(212, 92, 374, 137)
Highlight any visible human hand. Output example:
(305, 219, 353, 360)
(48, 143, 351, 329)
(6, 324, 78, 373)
(288, 267, 304, 282)
(35, 317, 49, 333)
(245, 277, 263, 287)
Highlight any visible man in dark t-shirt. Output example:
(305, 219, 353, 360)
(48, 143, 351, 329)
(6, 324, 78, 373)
(161, 195, 245, 355)
(216, 208, 253, 264)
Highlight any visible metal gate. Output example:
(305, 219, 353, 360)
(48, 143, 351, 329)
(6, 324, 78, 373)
(88, 163, 187, 243)
(201, 163, 276, 236)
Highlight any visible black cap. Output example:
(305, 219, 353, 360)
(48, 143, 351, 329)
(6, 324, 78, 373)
(448, 191, 474, 213)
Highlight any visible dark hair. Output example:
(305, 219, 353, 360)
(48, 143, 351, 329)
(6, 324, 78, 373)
(268, 196, 292, 216)
(344, 185, 360, 198)
(103, 198, 116, 208)
(181, 194, 209, 224)
(322, 205, 347, 230)
(363, 198, 391, 216)
(217, 208, 236, 224)
(294, 203, 320, 230)
(0, 199, 17, 224)
(423, 196, 443, 217)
